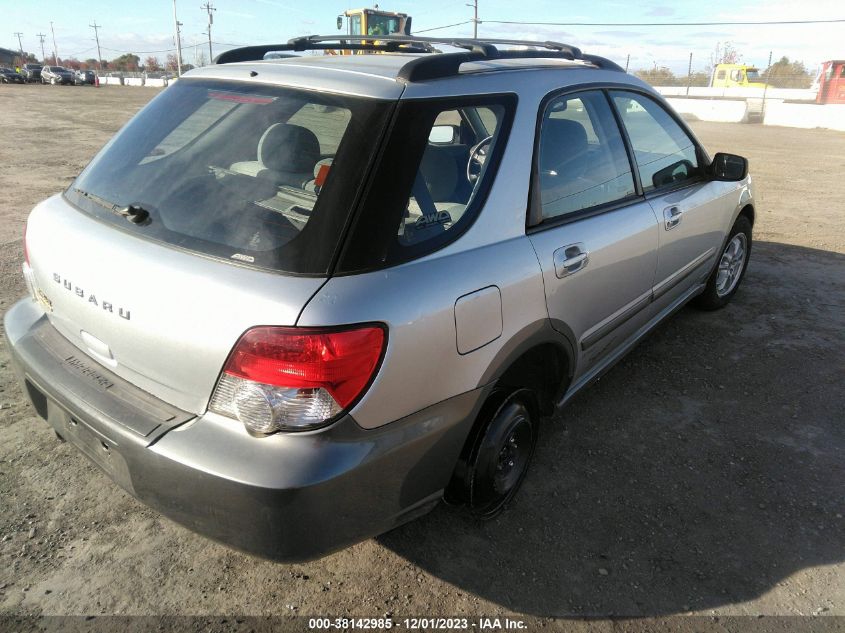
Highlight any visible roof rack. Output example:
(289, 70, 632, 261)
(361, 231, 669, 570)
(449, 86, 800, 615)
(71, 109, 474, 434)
(214, 35, 626, 82)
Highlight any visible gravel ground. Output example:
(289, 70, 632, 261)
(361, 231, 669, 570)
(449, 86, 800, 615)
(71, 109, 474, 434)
(0, 84, 844, 624)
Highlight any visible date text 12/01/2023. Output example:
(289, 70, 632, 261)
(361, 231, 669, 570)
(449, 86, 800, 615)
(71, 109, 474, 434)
(307, 617, 528, 630)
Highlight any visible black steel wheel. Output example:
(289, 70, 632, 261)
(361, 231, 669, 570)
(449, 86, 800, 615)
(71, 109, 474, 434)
(464, 389, 539, 519)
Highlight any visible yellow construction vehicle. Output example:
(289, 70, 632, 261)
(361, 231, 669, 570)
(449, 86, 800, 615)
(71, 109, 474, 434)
(334, 6, 412, 54)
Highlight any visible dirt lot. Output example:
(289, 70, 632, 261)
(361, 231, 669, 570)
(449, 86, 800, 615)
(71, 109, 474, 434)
(1, 84, 844, 624)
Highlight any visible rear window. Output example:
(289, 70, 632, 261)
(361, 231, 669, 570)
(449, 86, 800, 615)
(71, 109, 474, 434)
(67, 79, 392, 275)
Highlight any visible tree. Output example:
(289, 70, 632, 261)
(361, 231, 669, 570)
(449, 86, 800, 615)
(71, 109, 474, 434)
(709, 41, 742, 70)
(109, 53, 140, 71)
(763, 56, 814, 89)
(12, 51, 38, 67)
(687, 71, 711, 87)
(163, 53, 193, 73)
(634, 64, 679, 86)
(144, 56, 161, 72)
(63, 58, 82, 70)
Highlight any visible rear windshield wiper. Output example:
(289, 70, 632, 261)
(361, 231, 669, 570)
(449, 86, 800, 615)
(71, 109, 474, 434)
(72, 188, 151, 225)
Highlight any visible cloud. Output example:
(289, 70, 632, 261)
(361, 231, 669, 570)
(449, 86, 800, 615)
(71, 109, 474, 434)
(687, 31, 733, 39)
(594, 30, 645, 39)
(218, 11, 256, 20)
(479, 22, 575, 41)
(645, 6, 676, 17)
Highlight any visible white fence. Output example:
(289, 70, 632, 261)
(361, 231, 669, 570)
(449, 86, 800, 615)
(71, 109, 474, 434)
(762, 101, 845, 131)
(666, 96, 845, 131)
(666, 98, 749, 123)
(100, 75, 171, 87)
(91, 78, 844, 131)
(656, 86, 818, 102)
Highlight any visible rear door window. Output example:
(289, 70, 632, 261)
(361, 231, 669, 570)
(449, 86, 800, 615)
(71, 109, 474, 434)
(67, 80, 392, 275)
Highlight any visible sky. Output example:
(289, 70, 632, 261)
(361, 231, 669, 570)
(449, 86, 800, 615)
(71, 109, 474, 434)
(3, 0, 843, 74)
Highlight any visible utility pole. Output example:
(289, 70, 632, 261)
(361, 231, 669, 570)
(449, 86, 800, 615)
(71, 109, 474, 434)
(90, 21, 103, 69)
(172, 0, 184, 76)
(50, 21, 58, 64)
(762, 50, 773, 119)
(14, 32, 24, 63)
(36, 33, 47, 63)
(466, 0, 478, 38)
(201, 1, 215, 65)
(686, 52, 693, 96)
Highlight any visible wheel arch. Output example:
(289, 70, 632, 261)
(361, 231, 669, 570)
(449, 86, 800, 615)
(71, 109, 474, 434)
(476, 319, 574, 416)
(738, 203, 755, 227)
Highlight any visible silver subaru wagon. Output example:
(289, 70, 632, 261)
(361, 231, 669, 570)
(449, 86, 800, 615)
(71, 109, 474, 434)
(5, 35, 754, 561)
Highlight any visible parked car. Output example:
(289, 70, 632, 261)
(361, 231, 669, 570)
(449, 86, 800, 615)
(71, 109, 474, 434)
(0, 67, 26, 83)
(40, 65, 74, 85)
(21, 63, 43, 82)
(74, 69, 97, 85)
(6, 35, 754, 562)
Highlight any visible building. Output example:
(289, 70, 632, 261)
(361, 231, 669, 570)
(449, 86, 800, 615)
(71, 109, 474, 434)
(0, 47, 19, 67)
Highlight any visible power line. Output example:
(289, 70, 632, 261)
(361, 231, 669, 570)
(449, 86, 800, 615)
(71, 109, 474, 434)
(62, 47, 95, 59)
(483, 17, 845, 27)
(415, 20, 473, 34)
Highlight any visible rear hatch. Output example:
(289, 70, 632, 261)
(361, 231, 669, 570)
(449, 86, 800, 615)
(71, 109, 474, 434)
(24, 77, 395, 414)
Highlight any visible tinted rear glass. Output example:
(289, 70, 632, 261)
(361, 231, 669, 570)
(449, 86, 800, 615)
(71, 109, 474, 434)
(67, 79, 393, 275)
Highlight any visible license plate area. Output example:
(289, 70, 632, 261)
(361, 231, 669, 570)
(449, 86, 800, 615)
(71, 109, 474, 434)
(42, 394, 135, 494)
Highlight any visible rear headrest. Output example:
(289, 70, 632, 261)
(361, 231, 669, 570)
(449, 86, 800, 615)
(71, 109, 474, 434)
(540, 119, 588, 172)
(258, 123, 320, 174)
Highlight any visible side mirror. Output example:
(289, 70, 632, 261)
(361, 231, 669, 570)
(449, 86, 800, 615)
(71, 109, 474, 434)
(337, 16, 343, 30)
(709, 152, 748, 181)
(428, 125, 458, 144)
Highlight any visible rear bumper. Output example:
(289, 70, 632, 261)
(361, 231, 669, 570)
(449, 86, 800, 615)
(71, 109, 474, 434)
(4, 298, 485, 561)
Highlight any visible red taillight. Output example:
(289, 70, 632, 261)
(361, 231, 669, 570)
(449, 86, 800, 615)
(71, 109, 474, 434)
(223, 325, 385, 410)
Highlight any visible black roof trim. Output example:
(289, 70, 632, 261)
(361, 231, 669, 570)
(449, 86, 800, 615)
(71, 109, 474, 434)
(214, 35, 625, 81)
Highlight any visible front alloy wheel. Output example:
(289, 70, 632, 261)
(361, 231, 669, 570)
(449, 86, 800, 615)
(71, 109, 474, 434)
(693, 214, 752, 310)
(716, 233, 748, 297)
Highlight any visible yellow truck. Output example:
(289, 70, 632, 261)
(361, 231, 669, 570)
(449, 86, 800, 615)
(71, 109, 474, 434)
(710, 63, 767, 89)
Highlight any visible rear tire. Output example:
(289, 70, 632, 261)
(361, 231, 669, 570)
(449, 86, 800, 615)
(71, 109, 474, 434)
(449, 389, 539, 519)
(693, 215, 752, 310)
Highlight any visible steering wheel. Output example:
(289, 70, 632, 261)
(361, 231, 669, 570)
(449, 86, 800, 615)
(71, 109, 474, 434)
(466, 135, 494, 184)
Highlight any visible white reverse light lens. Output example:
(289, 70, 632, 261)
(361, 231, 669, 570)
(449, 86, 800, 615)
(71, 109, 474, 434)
(233, 381, 275, 435)
(210, 373, 343, 435)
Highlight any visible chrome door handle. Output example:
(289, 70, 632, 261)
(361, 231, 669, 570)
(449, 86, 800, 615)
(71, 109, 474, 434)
(664, 206, 683, 230)
(553, 243, 589, 278)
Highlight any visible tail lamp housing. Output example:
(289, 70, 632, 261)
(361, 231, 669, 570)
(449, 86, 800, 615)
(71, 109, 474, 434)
(209, 325, 386, 435)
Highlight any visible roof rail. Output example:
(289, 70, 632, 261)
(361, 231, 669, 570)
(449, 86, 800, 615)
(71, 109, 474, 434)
(214, 34, 626, 81)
